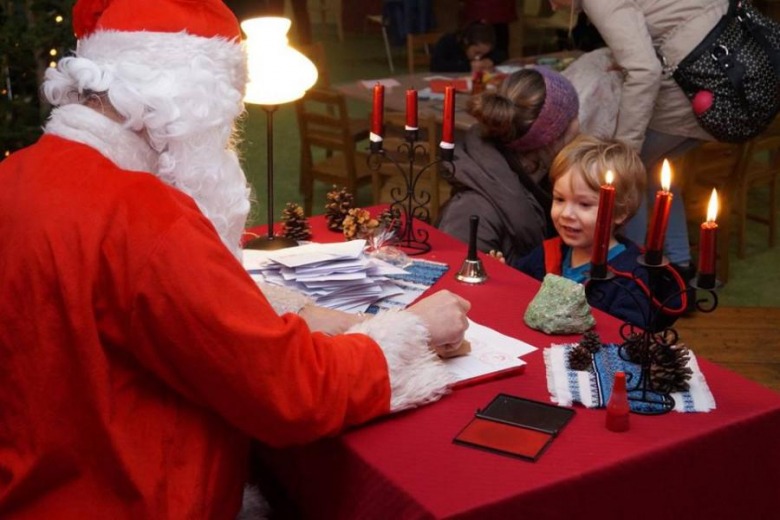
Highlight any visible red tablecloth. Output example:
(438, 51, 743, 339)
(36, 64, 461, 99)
(250, 214, 780, 519)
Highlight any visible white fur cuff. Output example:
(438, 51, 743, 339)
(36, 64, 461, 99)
(236, 485, 269, 520)
(347, 310, 454, 412)
(256, 282, 313, 315)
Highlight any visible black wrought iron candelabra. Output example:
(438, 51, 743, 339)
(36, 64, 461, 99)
(366, 132, 455, 255)
(586, 255, 721, 415)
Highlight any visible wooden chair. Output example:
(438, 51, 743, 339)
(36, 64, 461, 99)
(682, 116, 780, 282)
(681, 141, 746, 283)
(366, 14, 395, 73)
(296, 88, 373, 215)
(371, 112, 450, 223)
(733, 116, 780, 257)
(317, 0, 344, 42)
(299, 42, 369, 149)
(406, 32, 443, 74)
(516, 1, 570, 57)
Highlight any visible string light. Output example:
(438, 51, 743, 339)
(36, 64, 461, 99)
(49, 61, 57, 68)
(49, 49, 57, 56)
(1, 89, 6, 95)
(4, 151, 10, 157)
(55, 15, 64, 23)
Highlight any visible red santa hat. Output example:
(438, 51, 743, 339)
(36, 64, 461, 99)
(43, 0, 251, 257)
(64, 0, 246, 97)
(73, 0, 241, 41)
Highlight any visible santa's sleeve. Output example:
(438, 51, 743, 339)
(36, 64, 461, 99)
(125, 213, 452, 447)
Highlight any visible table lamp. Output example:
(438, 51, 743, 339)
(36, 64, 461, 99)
(242, 17, 318, 250)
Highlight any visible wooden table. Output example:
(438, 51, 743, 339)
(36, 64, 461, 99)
(333, 51, 583, 132)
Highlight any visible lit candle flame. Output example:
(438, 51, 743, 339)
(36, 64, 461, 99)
(605, 170, 614, 186)
(661, 159, 672, 192)
(707, 188, 719, 223)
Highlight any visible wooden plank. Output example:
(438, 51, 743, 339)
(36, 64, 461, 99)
(674, 307, 780, 392)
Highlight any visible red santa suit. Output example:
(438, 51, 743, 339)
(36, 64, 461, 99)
(0, 76, 449, 520)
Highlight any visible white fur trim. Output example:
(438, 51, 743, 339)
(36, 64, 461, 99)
(75, 30, 246, 94)
(347, 310, 454, 412)
(45, 104, 158, 174)
(255, 282, 313, 315)
(236, 485, 269, 520)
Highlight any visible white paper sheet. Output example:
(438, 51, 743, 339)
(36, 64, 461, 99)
(360, 78, 401, 89)
(267, 240, 366, 268)
(444, 319, 538, 385)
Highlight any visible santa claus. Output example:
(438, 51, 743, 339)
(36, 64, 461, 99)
(0, 0, 469, 518)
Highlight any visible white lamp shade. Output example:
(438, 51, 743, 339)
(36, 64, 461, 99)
(242, 17, 318, 105)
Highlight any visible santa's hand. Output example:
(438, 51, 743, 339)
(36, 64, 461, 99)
(299, 305, 366, 336)
(408, 290, 470, 348)
(434, 339, 471, 358)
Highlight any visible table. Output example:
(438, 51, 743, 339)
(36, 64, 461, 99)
(255, 215, 780, 519)
(334, 51, 583, 132)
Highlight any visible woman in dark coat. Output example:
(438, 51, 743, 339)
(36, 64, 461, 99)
(437, 67, 580, 264)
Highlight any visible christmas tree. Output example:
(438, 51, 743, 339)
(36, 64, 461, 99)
(1, 1, 76, 158)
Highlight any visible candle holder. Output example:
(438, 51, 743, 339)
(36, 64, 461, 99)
(586, 259, 720, 415)
(366, 137, 455, 255)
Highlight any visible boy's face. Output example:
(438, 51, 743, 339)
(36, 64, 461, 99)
(551, 169, 601, 252)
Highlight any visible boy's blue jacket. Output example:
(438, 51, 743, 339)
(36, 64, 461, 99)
(512, 236, 687, 330)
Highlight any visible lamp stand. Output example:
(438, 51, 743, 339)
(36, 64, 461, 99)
(245, 104, 297, 250)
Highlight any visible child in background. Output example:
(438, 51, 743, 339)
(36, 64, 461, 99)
(430, 20, 504, 73)
(508, 135, 687, 329)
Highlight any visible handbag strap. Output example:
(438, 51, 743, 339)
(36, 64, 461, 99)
(736, 1, 780, 73)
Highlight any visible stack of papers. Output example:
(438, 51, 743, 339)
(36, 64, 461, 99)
(243, 240, 410, 313)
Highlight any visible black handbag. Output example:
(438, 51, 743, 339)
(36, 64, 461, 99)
(672, 0, 780, 143)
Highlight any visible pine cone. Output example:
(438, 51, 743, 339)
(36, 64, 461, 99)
(325, 186, 354, 231)
(377, 207, 402, 235)
(280, 202, 312, 241)
(623, 332, 645, 363)
(342, 208, 379, 241)
(568, 345, 593, 371)
(650, 364, 693, 393)
(649, 343, 692, 393)
(579, 330, 602, 354)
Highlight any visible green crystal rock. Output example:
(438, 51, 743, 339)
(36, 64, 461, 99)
(524, 274, 596, 334)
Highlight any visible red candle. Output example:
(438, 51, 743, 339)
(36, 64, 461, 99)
(591, 170, 616, 269)
(371, 83, 384, 139)
(441, 86, 455, 146)
(405, 89, 418, 130)
(645, 159, 673, 263)
(698, 189, 719, 276)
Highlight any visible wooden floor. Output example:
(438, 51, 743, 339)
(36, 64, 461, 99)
(675, 306, 780, 393)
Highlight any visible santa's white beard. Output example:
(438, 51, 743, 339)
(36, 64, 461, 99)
(156, 135, 252, 258)
(45, 104, 251, 258)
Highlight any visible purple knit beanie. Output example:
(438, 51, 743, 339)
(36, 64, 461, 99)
(506, 66, 579, 153)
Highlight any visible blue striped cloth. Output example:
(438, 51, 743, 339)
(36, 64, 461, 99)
(544, 343, 716, 413)
(366, 258, 448, 314)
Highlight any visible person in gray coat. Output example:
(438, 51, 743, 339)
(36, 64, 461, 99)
(437, 67, 580, 264)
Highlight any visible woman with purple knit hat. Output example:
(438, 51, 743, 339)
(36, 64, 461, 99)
(437, 67, 580, 265)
